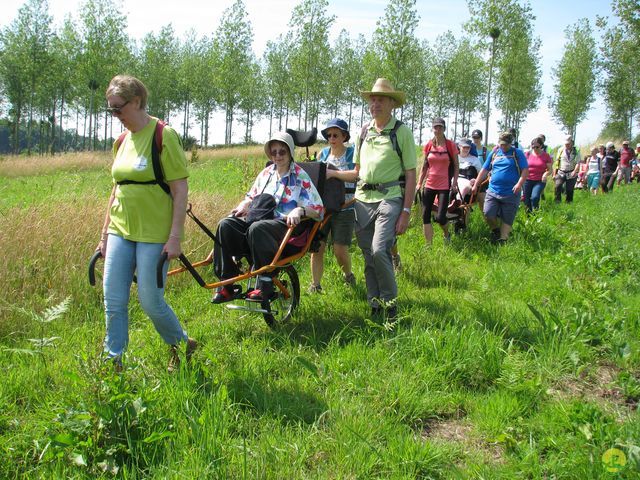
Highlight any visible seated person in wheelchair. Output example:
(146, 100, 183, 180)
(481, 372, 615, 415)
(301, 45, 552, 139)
(457, 138, 482, 203)
(212, 132, 324, 303)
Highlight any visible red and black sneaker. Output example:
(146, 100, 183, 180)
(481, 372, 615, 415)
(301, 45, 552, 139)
(211, 284, 240, 304)
(246, 281, 274, 302)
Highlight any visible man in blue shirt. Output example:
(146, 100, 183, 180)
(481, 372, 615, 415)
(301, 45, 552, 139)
(471, 132, 528, 244)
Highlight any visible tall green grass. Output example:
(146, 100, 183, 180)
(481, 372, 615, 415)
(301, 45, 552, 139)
(0, 151, 639, 478)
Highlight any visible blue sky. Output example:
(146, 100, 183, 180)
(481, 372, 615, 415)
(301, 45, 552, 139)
(2, 0, 622, 147)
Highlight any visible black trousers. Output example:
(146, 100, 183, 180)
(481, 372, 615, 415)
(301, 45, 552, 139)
(213, 217, 303, 280)
(421, 188, 450, 225)
(554, 175, 577, 203)
(601, 173, 615, 193)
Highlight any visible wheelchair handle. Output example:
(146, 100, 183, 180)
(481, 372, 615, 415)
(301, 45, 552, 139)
(157, 252, 207, 288)
(88, 250, 102, 286)
(157, 252, 169, 288)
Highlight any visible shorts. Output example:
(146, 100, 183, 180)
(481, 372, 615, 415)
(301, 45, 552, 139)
(320, 208, 355, 246)
(587, 172, 600, 190)
(483, 190, 520, 226)
(617, 166, 631, 183)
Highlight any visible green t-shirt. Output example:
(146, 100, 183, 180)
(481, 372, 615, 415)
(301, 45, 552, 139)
(108, 118, 188, 243)
(354, 117, 417, 202)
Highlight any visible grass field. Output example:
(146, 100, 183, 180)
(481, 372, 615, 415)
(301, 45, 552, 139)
(0, 148, 639, 478)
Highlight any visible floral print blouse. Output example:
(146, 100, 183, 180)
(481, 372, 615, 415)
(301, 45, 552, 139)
(246, 162, 324, 220)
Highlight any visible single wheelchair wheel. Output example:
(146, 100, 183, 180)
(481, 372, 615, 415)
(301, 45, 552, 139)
(262, 264, 300, 328)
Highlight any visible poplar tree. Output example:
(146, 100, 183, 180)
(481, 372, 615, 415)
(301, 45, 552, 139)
(598, 0, 640, 139)
(78, 0, 129, 150)
(263, 35, 292, 134)
(288, 0, 334, 130)
(137, 25, 180, 122)
(466, 0, 542, 133)
(550, 19, 597, 138)
(191, 35, 218, 146)
(366, 0, 420, 119)
(213, 0, 253, 144)
(0, 0, 53, 153)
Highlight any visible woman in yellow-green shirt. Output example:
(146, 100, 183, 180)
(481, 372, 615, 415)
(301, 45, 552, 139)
(97, 75, 196, 372)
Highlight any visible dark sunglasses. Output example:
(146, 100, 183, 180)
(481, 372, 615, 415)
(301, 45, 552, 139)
(327, 132, 343, 139)
(106, 100, 129, 115)
(270, 148, 288, 157)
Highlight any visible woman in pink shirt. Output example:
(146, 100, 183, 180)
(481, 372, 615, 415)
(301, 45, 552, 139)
(523, 136, 553, 212)
(417, 117, 459, 245)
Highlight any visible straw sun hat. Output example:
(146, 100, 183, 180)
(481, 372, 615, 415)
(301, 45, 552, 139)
(360, 78, 406, 106)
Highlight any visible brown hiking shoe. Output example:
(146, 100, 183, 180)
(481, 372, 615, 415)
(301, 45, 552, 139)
(392, 253, 402, 272)
(168, 345, 180, 373)
(186, 337, 198, 362)
(168, 338, 198, 373)
(344, 273, 356, 286)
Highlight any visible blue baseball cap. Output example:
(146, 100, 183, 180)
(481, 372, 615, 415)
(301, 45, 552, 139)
(321, 118, 350, 142)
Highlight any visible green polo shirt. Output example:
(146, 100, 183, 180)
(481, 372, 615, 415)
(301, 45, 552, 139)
(108, 118, 188, 243)
(355, 117, 417, 202)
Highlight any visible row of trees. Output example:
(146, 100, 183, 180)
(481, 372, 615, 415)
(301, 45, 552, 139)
(550, 0, 640, 141)
(0, 0, 636, 155)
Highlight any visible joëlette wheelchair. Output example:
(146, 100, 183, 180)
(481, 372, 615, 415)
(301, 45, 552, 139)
(90, 128, 349, 328)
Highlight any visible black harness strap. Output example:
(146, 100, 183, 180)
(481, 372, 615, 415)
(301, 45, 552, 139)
(116, 120, 171, 196)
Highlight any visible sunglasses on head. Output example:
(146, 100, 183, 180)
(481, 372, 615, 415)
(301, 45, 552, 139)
(106, 100, 129, 115)
(270, 148, 288, 157)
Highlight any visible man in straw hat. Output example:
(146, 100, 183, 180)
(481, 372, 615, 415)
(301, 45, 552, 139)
(326, 78, 417, 319)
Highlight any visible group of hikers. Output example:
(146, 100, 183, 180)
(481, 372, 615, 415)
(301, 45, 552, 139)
(97, 74, 638, 371)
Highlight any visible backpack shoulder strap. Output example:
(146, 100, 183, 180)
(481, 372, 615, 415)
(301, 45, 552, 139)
(389, 120, 404, 168)
(114, 131, 128, 153)
(423, 140, 433, 168)
(357, 122, 370, 159)
(512, 150, 521, 176)
(318, 146, 329, 162)
(345, 145, 355, 168)
(151, 120, 171, 196)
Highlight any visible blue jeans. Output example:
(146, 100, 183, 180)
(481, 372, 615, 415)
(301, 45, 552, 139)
(523, 180, 546, 211)
(103, 234, 187, 359)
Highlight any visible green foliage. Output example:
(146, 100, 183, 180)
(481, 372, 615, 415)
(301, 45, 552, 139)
(466, 0, 543, 131)
(288, 0, 334, 130)
(214, 0, 255, 145)
(598, 0, 640, 139)
(550, 18, 597, 138)
(2, 154, 640, 477)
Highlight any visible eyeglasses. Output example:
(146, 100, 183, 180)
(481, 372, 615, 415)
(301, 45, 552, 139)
(270, 148, 288, 157)
(107, 100, 129, 115)
(327, 133, 343, 139)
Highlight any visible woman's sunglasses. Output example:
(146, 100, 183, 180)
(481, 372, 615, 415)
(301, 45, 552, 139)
(106, 101, 129, 115)
(270, 148, 288, 157)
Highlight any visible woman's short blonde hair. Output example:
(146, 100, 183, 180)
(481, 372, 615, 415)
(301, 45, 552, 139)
(106, 75, 148, 109)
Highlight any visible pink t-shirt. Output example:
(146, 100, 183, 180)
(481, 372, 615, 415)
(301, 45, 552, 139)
(424, 145, 451, 190)
(620, 147, 634, 167)
(526, 150, 552, 181)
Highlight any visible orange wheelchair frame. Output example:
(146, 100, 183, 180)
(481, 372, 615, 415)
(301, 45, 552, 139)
(90, 128, 348, 328)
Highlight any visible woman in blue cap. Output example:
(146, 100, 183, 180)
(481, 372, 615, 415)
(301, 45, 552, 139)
(309, 118, 356, 292)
